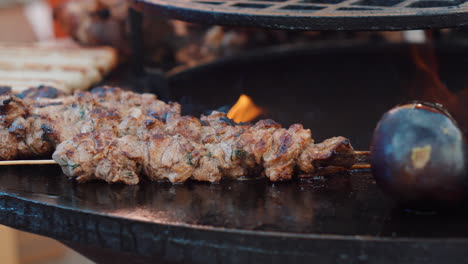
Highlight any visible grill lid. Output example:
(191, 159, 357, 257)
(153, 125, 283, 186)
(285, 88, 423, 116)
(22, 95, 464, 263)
(133, 0, 468, 31)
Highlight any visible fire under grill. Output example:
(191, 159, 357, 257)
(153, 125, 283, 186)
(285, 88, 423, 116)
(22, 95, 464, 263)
(132, 0, 468, 30)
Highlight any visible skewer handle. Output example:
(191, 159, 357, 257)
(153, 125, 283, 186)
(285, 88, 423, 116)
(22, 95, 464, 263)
(0, 160, 57, 166)
(354, 150, 370, 164)
(354, 151, 370, 155)
(351, 164, 371, 170)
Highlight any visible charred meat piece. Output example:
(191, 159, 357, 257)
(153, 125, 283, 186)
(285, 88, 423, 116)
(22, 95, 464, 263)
(0, 90, 32, 159)
(53, 131, 144, 185)
(17, 85, 64, 99)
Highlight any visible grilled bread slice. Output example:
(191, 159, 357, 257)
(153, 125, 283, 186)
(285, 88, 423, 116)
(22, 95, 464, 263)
(0, 43, 117, 94)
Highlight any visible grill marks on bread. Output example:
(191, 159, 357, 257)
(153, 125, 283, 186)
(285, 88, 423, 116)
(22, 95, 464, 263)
(0, 43, 117, 94)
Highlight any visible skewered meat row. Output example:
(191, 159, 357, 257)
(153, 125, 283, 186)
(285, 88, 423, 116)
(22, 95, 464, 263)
(0, 85, 179, 160)
(0, 86, 356, 185)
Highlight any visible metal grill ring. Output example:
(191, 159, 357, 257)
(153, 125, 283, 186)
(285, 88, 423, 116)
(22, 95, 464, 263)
(133, 0, 468, 30)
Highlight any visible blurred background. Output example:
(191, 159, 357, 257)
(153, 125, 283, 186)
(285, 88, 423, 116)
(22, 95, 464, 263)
(0, 0, 58, 43)
(0, 225, 92, 264)
(0, 1, 93, 263)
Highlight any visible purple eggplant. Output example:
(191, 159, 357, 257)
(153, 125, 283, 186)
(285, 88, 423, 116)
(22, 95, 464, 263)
(370, 102, 466, 204)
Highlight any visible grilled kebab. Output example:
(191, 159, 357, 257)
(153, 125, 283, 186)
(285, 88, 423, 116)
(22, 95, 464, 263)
(0, 86, 356, 185)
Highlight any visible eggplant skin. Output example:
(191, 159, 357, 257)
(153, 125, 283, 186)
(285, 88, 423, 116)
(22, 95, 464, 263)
(370, 104, 466, 204)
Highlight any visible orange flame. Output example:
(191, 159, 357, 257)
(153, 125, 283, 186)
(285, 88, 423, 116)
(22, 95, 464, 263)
(409, 35, 468, 132)
(410, 44, 457, 106)
(227, 94, 264, 123)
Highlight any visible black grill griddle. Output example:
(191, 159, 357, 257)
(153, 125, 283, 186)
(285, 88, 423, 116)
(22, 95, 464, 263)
(3, 167, 468, 264)
(132, 0, 468, 31)
(1, 43, 468, 263)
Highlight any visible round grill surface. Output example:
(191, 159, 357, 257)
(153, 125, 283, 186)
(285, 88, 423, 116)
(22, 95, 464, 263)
(133, 0, 468, 30)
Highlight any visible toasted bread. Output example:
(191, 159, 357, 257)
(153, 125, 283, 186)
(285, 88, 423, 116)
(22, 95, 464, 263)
(0, 43, 117, 94)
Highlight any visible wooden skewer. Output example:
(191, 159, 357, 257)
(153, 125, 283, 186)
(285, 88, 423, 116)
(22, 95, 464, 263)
(0, 151, 372, 169)
(0, 160, 370, 170)
(0, 159, 372, 170)
(0, 160, 58, 166)
(351, 164, 371, 170)
(354, 151, 370, 156)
